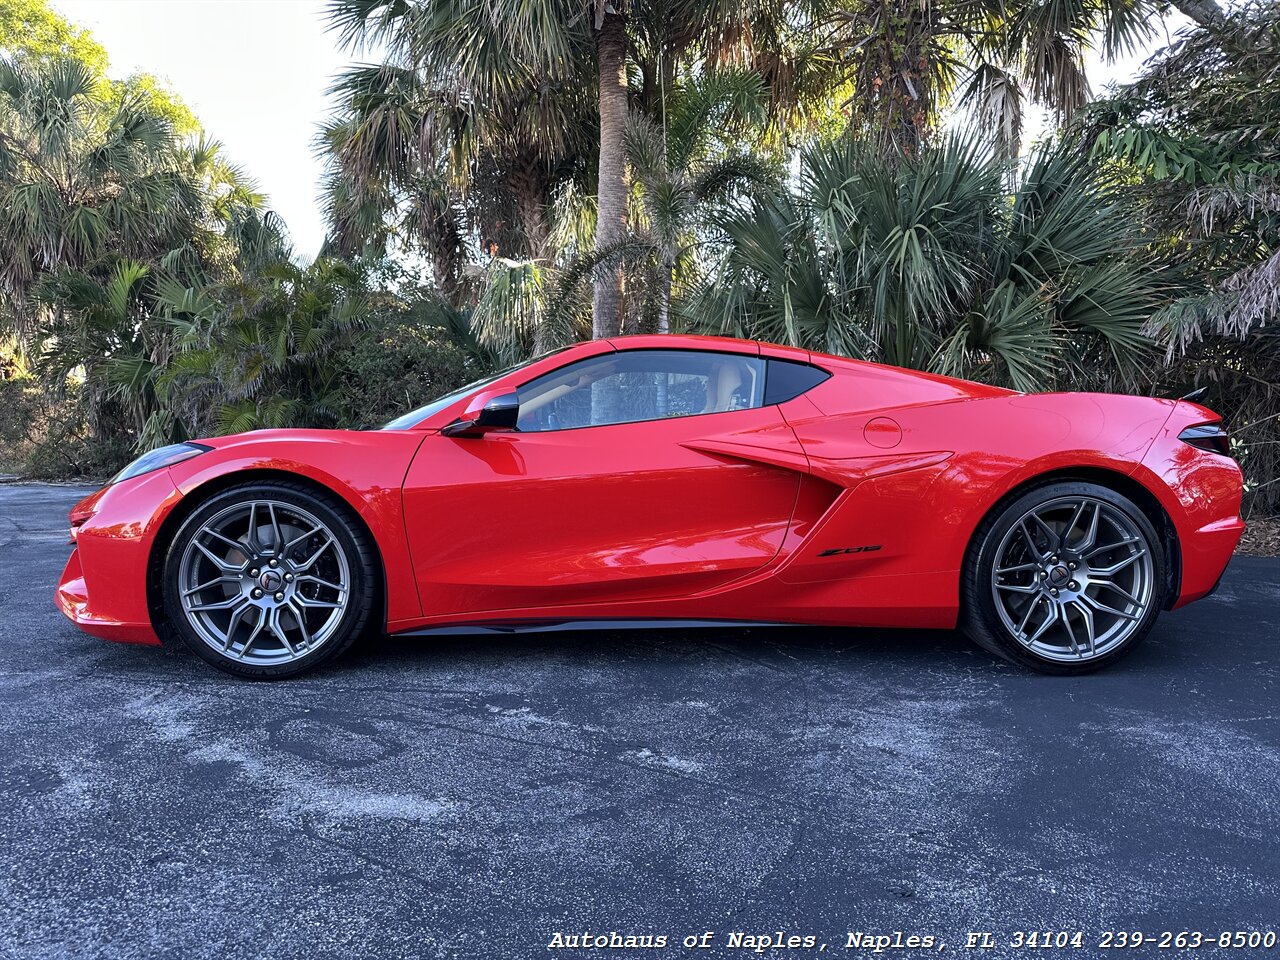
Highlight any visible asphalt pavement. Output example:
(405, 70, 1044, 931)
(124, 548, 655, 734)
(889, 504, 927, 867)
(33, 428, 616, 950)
(1, 483, 1278, 960)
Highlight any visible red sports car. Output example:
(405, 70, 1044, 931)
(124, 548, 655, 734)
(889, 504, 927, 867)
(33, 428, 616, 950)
(57, 334, 1244, 678)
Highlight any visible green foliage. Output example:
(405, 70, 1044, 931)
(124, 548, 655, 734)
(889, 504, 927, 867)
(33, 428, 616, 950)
(0, 373, 131, 480)
(333, 315, 479, 428)
(624, 70, 780, 332)
(158, 258, 372, 437)
(0, 0, 1272, 516)
(321, 0, 830, 314)
(1085, 1, 1280, 343)
(107, 72, 200, 138)
(1082, 0, 1280, 512)
(0, 0, 199, 137)
(0, 373, 43, 473)
(33, 259, 175, 447)
(825, 0, 1163, 157)
(0, 47, 277, 477)
(0, 54, 203, 331)
(0, 0, 108, 72)
(690, 135, 1157, 392)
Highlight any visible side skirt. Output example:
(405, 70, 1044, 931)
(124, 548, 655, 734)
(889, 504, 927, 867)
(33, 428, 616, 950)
(393, 618, 795, 638)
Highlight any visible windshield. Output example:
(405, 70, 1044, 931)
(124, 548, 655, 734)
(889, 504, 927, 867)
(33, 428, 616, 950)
(380, 345, 581, 430)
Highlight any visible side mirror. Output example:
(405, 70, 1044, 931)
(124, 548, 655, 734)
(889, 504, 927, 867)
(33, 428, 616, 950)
(441, 392, 520, 438)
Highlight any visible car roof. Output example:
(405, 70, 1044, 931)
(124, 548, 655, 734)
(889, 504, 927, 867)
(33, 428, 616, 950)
(605, 334, 815, 364)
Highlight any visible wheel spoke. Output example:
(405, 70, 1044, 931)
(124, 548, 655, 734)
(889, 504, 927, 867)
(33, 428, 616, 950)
(1095, 579, 1141, 606)
(285, 524, 324, 552)
(238, 611, 268, 660)
(297, 573, 344, 593)
(1072, 501, 1101, 553)
(1029, 511, 1061, 552)
(246, 501, 263, 553)
(1062, 499, 1087, 548)
(1082, 593, 1140, 621)
(1024, 602, 1060, 645)
(292, 536, 335, 572)
(996, 562, 1040, 575)
(1084, 536, 1140, 560)
(286, 599, 313, 651)
(1060, 604, 1083, 658)
(266, 502, 286, 556)
(1015, 597, 1042, 636)
(202, 527, 248, 553)
(1090, 549, 1146, 577)
(187, 595, 246, 613)
(1069, 599, 1096, 656)
(223, 603, 254, 652)
(182, 576, 239, 598)
(1018, 521, 1047, 560)
(294, 595, 343, 609)
(194, 540, 243, 573)
(996, 581, 1040, 594)
(266, 607, 299, 656)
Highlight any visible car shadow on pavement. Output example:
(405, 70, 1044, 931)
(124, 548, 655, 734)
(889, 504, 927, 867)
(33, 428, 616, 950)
(343, 623, 1007, 678)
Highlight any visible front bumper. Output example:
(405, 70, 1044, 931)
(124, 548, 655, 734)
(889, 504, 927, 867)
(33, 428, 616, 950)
(56, 547, 160, 644)
(53, 469, 182, 646)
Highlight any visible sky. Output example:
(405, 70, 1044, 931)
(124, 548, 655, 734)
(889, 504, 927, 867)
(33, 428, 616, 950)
(52, 0, 358, 260)
(50, 1, 1188, 261)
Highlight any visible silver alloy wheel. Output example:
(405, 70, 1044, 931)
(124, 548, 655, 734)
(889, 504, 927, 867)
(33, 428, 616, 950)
(177, 499, 350, 665)
(990, 495, 1155, 663)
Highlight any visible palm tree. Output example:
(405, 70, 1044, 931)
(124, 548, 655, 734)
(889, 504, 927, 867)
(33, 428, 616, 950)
(821, 0, 1164, 158)
(1083, 0, 1280, 513)
(0, 56, 202, 336)
(1085, 0, 1279, 348)
(157, 258, 372, 437)
(324, 0, 815, 337)
(33, 259, 179, 447)
(623, 69, 778, 332)
(592, 2, 629, 337)
(323, 2, 597, 304)
(691, 133, 1156, 391)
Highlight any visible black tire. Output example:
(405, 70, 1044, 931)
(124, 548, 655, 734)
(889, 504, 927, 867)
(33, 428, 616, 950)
(162, 480, 378, 679)
(961, 481, 1167, 674)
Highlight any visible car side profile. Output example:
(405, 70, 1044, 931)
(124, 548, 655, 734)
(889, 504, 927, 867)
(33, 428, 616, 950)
(56, 334, 1245, 678)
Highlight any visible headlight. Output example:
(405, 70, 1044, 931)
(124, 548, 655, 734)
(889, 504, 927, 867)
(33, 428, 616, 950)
(111, 442, 211, 485)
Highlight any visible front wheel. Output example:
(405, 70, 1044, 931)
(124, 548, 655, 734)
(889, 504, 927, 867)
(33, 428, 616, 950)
(961, 482, 1166, 674)
(162, 481, 378, 679)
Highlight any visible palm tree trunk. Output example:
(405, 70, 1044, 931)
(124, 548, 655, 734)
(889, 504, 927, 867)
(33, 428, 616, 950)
(423, 203, 466, 308)
(510, 163, 552, 263)
(592, 7, 629, 339)
(1170, 0, 1226, 28)
(658, 257, 672, 334)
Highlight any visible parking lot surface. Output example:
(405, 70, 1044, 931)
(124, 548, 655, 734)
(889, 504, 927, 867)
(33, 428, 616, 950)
(2, 483, 1278, 959)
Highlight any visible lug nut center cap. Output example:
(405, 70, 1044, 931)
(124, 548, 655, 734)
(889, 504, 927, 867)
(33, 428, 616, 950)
(1047, 564, 1071, 587)
(258, 570, 284, 593)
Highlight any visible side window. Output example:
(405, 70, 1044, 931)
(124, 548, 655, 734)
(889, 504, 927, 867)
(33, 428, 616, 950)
(764, 358, 831, 405)
(516, 350, 766, 432)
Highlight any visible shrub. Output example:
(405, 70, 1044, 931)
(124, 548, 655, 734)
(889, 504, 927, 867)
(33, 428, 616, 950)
(333, 320, 480, 429)
(0, 378, 132, 481)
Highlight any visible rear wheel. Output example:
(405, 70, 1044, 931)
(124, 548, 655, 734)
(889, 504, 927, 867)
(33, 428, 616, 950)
(962, 482, 1166, 673)
(162, 481, 377, 679)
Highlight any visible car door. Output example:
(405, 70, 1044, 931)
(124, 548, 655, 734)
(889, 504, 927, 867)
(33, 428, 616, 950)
(400, 347, 807, 618)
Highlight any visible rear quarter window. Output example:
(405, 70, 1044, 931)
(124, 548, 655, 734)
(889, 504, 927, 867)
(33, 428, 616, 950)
(764, 359, 831, 405)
